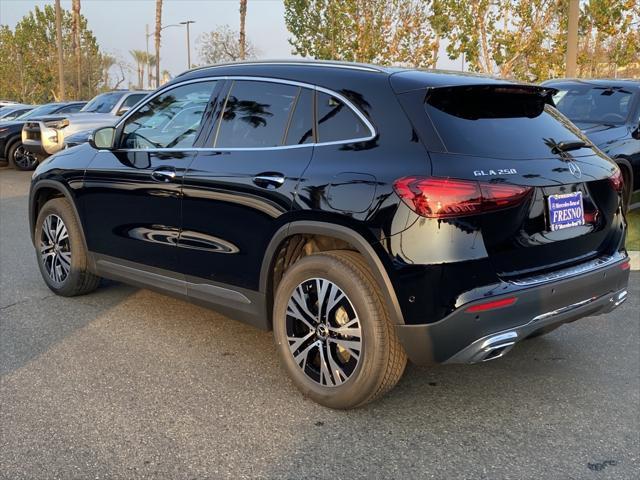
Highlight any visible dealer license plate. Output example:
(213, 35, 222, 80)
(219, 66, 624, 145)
(547, 191, 585, 231)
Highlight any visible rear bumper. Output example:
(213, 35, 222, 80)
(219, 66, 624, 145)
(396, 252, 631, 365)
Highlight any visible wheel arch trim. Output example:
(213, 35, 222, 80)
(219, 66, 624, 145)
(29, 179, 89, 255)
(260, 221, 405, 325)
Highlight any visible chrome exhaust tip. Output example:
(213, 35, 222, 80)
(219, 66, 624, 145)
(472, 331, 518, 363)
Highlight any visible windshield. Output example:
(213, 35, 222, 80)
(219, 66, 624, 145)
(17, 103, 63, 119)
(81, 92, 124, 113)
(424, 85, 588, 159)
(552, 85, 636, 125)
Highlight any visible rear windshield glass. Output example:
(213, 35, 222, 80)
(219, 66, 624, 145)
(552, 85, 636, 125)
(425, 86, 587, 158)
(81, 92, 124, 113)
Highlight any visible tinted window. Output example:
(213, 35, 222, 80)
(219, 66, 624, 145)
(316, 92, 368, 143)
(424, 86, 587, 159)
(215, 80, 298, 148)
(121, 81, 215, 149)
(552, 85, 637, 125)
(285, 88, 314, 145)
(58, 103, 84, 113)
(122, 94, 147, 108)
(81, 92, 125, 113)
(18, 103, 65, 119)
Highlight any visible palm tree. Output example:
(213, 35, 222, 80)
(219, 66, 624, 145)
(239, 0, 247, 60)
(155, 0, 163, 88)
(146, 54, 156, 89)
(101, 54, 116, 88)
(129, 50, 146, 89)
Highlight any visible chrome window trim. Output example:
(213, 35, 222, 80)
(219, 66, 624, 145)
(180, 61, 386, 75)
(114, 75, 377, 152)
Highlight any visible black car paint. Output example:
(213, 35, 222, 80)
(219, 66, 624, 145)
(30, 63, 630, 365)
(543, 79, 640, 191)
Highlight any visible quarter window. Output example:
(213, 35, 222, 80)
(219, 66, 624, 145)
(215, 80, 299, 148)
(316, 92, 369, 143)
(121, 81, 216, 149)
(285, 88, 314, 145)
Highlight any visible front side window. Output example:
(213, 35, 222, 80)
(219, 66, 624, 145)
(121, 81, 216, 149)
(552, 85, 637, 125)
(215, 80, 299, 148)
(316, 92, 369, 143)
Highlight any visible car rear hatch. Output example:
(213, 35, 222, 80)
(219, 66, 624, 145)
(395, 83, 626, 278)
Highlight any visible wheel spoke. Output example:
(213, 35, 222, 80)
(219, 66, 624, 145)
(287, 331, 315, 355)
(293, 340, 318, 370)
(317, 345, 335, 387)
(325, 345, 347, 386)
(43, 217, 55, 245)
(58, 251, 71, 273)
(329, 337, 361, 361)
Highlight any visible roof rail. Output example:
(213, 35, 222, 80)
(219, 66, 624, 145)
(177, 59, 387, 77)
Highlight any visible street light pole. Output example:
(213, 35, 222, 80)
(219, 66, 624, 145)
(180, 21, 195, 69)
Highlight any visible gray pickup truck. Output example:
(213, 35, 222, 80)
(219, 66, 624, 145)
(22, 90, 147, 163)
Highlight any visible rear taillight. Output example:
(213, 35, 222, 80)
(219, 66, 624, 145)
(393, 176, 532, 218)
(609, 169, 624, 193)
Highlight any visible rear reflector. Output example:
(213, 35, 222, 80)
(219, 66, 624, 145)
(620, 260, 631, 270)
(393, 176, 531, 218)
(609, 169, 624, 193)
(466, 297, 518, 313)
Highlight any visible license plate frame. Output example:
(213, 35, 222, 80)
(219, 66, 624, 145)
(547, 191, 585, 232)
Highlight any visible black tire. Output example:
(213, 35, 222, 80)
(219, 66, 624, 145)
(273, 250, 407, 409)
(34, 197, 101, 296)
(8, 140, 38, 171)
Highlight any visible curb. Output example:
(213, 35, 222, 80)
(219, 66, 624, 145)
(629, 251, 640, 271)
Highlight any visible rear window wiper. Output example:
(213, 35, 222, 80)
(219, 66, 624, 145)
(552, 140, 588, 153)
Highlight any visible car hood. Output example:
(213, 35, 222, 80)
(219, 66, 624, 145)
(573, 122, 628, 147)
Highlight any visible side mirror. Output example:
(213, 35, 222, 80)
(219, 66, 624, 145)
(89, 126, 116, 150)
(116, 106, 131, 116)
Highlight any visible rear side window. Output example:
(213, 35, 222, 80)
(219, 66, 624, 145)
(316, 92, 369, 143)
(58, 103, 84, 113)
(215, 80, 298, 148)
(424, 86, 586, 158)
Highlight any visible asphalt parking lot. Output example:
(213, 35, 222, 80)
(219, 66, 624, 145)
(1, 166, 638, 479)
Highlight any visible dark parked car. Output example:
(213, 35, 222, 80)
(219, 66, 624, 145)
(0, 101, 85, 170)
(543, 79, 640, 204)
(29, 61, 630, 408)
(0, 104, 34, 121)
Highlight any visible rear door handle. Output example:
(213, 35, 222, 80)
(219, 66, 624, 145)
(151, 167, 177, 182)
(253, 172, 285, 189)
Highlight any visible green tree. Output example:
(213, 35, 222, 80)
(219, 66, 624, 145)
(284, 0, 439, 68)
(0, 5, 103, 103)
(198, 25, 257, 64)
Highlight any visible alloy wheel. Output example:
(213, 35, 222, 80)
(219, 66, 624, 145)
(13, 145, 37, 170)
(39, 214, 71, 284)
(285, 278, 362, 387)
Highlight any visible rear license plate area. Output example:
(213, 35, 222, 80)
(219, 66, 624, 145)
(547, 192, 585, 231)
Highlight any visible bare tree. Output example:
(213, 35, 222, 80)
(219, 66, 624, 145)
(54, 0, 65, 100)
(155, 0, 163, 88)
(72, 0, 81, 97)
(239, 0, 247, 60)
(198, 25, 257, 65)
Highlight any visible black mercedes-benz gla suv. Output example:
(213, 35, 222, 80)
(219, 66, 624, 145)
(30, 61, 630, 409)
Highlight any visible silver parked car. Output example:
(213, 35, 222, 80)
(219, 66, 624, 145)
(22, 90, 148, 159)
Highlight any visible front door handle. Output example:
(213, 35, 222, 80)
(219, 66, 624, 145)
(151, 167, 177, 182)
(253, 172, 285, 189)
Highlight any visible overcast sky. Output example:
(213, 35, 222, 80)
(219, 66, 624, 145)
(1, 0, 459, 85)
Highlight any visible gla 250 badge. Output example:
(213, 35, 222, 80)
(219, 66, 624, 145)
(473, 168, 518, 177)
